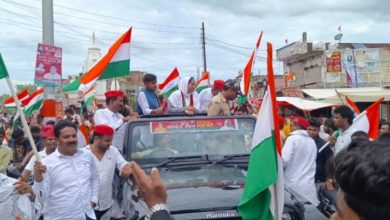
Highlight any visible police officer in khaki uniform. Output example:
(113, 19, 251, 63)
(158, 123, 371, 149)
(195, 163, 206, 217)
(207, 79, 240, 116)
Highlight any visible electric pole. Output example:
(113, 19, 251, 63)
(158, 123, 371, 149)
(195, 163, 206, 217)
(42, 0, 55, 99)
(41, 0, 56, 121)
(201, 22, 209, 85)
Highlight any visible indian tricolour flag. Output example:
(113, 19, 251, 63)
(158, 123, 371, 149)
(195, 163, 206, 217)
(238, 42, 283, 220)
(240, 31, 263, 96)
(350, 96, 383, 140)
(159, 67, 180, 98)
(63, 28, 132, 92)
(4, 89, 30, 107)
(196, 72, 209, 93)
(82, 87, 95, 106)
(13, 88, 44, 128)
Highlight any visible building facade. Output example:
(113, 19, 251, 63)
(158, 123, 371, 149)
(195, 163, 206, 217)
(277, 40, 390, 89)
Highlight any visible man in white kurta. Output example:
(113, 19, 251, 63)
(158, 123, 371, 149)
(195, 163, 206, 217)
(84, 125, 132, 220)
(32, 120, 100, 220)
(282, 116, 319, 206)
(94, 91, 132, 153)
(198, 79, 224, 113)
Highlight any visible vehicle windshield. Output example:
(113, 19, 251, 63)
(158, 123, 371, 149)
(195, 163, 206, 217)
(127, 117, 255, 188)
(128, 118, 255, 161)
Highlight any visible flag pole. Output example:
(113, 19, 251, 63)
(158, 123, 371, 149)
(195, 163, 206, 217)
(5, 77, 41, 161)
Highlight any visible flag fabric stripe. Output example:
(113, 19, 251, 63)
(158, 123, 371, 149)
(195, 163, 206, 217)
(196, 72, 209, 93)
(161, 85, 178, 98)
(267, 43, 282, 154)
(109, 42, 130, 63)
(159, 68, 180, 91)
(352, 97, 383, 139)
(99, 59, 130, 80)
(238, 42, 283, 220)
(240, 31, 263, 96)
(240, 51, 255, 96)
(12, 88, 44, 128)
(159, 68, 180, 96)
(83, 88, 95, 106)
(196, 85, 208, 93)
(346, 96, 361, 114)
(63, 78, 81, 91)
(0, 53, 10, 79)
(4, 89, 30, 107)
(78, 28, 132, 91)
(266, 43, 284, 220)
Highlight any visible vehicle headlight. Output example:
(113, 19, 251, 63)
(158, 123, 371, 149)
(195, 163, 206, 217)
(281, 213, 292, 220)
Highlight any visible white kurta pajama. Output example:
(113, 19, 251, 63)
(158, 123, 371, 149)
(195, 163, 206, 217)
(32, 149, 100, 220)
(93, 108, 126, 152)
(198, 88, 213, 113)
(282, 130, 319, 206)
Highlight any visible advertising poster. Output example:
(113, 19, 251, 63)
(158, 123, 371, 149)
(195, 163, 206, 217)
(150, 119, 238, 133)
(35, 43, 62, 87)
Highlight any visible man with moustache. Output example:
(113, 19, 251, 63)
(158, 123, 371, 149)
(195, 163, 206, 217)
(94, 91, 133, 152)
(84, 125, 132, 220)
(33, 120, 100, 220)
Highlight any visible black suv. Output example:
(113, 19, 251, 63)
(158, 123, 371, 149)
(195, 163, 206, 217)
(121, 115, 328, 220)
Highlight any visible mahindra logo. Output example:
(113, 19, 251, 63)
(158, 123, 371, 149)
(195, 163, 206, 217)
(206, 211, 237, 219)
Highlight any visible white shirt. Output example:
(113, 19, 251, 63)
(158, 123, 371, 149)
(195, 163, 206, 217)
(167, 90, 200, 113)
(32, 148, 100, 220)
(198, 88, 213, 113)
(319, 125, 329, 141)
(282, 130, 319, 206)
(335, 126, 357, 155)
(94, 108, 126, 152)
(84, 145, 128, 211)
(137, 91, 159, 115)
(25, 150, 49, 172)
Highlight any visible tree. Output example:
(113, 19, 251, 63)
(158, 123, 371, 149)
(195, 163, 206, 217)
(16, 84, 37, 94)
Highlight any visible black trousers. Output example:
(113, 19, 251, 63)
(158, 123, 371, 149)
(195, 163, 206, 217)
(94, 208, 110, 220)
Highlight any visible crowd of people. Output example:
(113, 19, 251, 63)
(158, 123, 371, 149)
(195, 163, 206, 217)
(0, 73, 389, 220)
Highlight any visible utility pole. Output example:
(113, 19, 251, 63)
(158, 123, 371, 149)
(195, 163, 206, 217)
(41, 0, 56, 120)
(42, 0, 54, 99)
(201, 22, 209, 85)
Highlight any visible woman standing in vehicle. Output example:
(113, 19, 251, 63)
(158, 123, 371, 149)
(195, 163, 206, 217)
(168, 76, 200, 115)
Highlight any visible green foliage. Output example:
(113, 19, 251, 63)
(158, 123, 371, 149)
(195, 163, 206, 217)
(16, 84, 37, 94)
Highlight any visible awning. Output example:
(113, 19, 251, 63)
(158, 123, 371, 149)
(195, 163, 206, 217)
(302, 87, 390, 102)
(276, 97, 339, 111)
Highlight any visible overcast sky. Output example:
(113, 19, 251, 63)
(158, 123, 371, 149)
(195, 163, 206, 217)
(0, 0, 389, 94)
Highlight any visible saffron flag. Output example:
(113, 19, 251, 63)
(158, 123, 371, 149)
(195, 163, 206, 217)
(351, 97, 383, 139)
(159, 67, 180, 98)
(196, 72, 209, 93)
(240, 31, 263, 96)
(345, 96, 361, 114)
(238, 42, 284, 220)
(4, 89, 30, 107)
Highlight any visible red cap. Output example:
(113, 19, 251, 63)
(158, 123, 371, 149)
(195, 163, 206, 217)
(94, 125, 114, 136)
(213, 80, 225, 90)
(41, 125, 55, 138)
(278, 116, 285, 126)
(104, 90, 124, 98)
(291, 116, 310, 129)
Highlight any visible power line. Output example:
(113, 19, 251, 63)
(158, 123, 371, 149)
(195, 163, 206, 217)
(17, 0, 199, 30)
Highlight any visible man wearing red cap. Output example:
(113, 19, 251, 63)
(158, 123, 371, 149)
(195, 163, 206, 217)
(94, 90, 133, 152)
(198, 80, 224, 113)
(20, 125, 57, 180)
(84, 125, 132, 219)
(282, 116, 318, 206)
